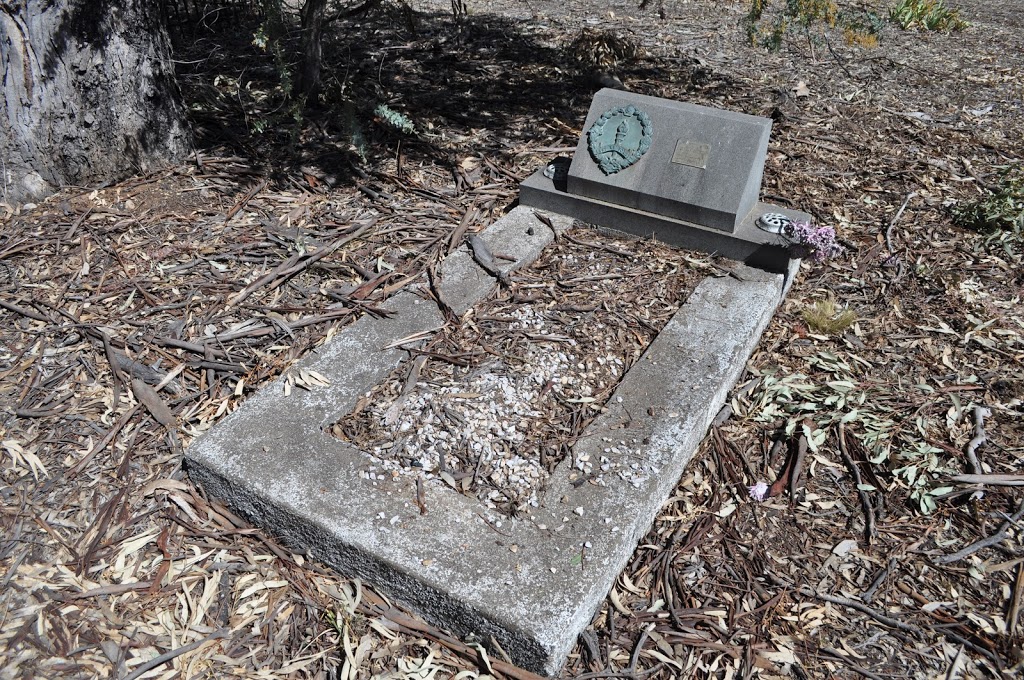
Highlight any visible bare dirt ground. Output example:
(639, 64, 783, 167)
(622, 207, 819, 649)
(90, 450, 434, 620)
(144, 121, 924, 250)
(1, 1, 1023, 678)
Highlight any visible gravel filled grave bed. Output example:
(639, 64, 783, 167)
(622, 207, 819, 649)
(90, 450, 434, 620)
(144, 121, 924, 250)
(332, 224, 706, 516)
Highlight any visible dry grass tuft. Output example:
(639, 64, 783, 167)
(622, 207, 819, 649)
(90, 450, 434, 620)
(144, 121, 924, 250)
(801, 296, 857, 334)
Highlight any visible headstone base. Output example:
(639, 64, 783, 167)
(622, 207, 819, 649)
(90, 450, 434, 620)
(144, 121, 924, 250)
(520, 167, 810, 274)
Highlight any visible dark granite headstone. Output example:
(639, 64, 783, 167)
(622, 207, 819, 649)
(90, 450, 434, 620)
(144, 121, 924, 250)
(567, 89, 772, 232)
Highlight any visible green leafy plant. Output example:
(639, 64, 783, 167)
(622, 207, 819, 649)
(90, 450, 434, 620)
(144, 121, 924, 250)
(889, 0, 968, 32)
(374, 104, 415, 135)
(742, 355, 896, 462)
(894, 442, 952, 514)
(741, 357, 980, 514)
(839, 7, 885, 46)
(746, 0, 888, 50)
(252, 20, 293, 98)
(952, 165, 1024, 235)
(745, 0, 838, 50)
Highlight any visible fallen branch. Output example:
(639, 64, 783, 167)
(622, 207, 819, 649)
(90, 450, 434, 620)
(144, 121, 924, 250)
(0, 298, 53, 322)
(839, 423, 876, 544)
(226, 221, 373, 309)
(798, 586, 919, 634)
(949, 474, 1024, 486)
(154, 336, 231, 359)
(885, 191, 916, 255)
(934, 498, 1024, 564)
(1008, 563, 1024, 636)
(67, 581, 154, 599)
(120, 629, 227, 680)
(223, 178, 267, 224)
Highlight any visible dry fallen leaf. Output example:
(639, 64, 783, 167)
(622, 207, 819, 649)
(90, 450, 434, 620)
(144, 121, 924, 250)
(132, 379, 175, 429)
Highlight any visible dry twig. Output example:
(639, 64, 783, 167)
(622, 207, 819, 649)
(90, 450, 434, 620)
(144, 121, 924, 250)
(934, 499, 1024, 564)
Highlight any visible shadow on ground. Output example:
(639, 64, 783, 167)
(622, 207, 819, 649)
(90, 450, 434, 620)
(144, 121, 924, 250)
(168, 4, 671, 186)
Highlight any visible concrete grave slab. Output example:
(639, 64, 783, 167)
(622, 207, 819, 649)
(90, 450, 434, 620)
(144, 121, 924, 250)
(436, 206, 563, 316)
(567, 89, 772, 232)
(187, 206, 799, 675)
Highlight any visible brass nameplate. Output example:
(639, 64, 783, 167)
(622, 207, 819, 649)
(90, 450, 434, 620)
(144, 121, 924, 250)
(671, 140, 710, 169)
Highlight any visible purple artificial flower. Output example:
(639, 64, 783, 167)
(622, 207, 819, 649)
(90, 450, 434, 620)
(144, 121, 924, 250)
(748, 481, 769, 502)
(785, 221, 844, 262)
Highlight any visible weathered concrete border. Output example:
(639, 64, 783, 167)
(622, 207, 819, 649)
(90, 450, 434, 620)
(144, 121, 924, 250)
(186, 205, 798, 675)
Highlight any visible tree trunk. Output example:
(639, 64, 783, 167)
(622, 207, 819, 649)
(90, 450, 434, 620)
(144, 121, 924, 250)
(298, 0, 328, 101)
(0, 0, 191, 206)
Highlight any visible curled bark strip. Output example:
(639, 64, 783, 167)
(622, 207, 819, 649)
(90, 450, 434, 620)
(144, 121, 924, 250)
(426, 261, 457, 323)
(766, 440, 792, 500)
(467, 234, 510, 287)
(861, 558, 896, 604)
(113, 352, 180, 394)
(97, 330, 125, 411)
(765, 425, 812, 501)
(711, 404, 733, 428)
(132, 378, 181, 455)
(383, 354, 427, 427)
(788, 423, 811, 502)
(1008, 563, 1024, 636)
(965, 405, 991, 500)
(415, 477, 427, 515)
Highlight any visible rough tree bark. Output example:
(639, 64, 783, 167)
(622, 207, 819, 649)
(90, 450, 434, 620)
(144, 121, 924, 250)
(297, 0, 328, 100)
(0, 0, 191, 206)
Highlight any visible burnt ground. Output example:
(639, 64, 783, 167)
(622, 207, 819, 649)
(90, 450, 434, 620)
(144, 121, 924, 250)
(1, 0, 1023, 678)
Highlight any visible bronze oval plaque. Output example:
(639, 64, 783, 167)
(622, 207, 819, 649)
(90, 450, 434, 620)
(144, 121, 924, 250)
(586, 105, 653, 175)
